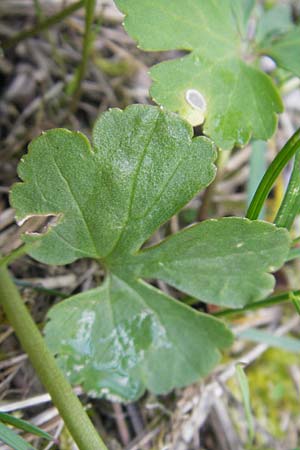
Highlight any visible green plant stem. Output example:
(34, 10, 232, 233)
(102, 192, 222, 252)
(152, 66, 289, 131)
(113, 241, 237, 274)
(213, 289, 300, 318)
(0, 245, 32, 267)
(13, 278, 69, 298)
(70, 0, 97, 109)
(2, 1, 84, 50)
(0, 264, 108, 450)
(247, 140, 267, 219)
(33, 0, 43, 23)
(274, 148, 300, 229)
(246, 128, 300, 220)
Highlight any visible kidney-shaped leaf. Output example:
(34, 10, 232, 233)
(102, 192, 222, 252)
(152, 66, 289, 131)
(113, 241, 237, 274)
(115, 0, 283, 149)
(11, 105, 290, 401)
(45, 275, 232, 401)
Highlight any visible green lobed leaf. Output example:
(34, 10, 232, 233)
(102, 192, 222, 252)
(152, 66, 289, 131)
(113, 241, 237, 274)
(114, 218, 289, 308)
(261, 25, 300, 78)
(11, 105, 291, 400)
(11, 105, 216, 264)
(255, 4, 293, 44)
(46, 276, 232, 401)
(115, 0, 283, 149)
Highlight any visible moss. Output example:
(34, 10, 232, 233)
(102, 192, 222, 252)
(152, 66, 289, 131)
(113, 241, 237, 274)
(229, 348, 299, 443)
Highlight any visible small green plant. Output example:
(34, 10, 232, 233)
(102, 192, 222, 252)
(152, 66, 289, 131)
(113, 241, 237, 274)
(115, 0, 300, 149)
(10, 105, 291, 401)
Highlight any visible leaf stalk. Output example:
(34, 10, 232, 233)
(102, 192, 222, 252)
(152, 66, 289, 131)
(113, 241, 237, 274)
(213, 289, 300, 318)
(69, 0, 97, 109)
(0, 264, 108, 450)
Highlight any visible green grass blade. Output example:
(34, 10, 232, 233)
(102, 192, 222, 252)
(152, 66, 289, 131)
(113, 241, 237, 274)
(0, 412, 53, 441)
(286, 246, 300, 262)
(246, 129, 300, 220)
(235, 364, 254, 444)
(275, 148, 300, 229)
(247, 140, 267, 219)
(238, 328, 300, 353)
(0, 421, 36, 450)
(289, 292, 300, 315)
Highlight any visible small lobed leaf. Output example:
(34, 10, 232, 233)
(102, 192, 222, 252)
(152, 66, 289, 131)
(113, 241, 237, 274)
(115, 0, 284, 149)
(261, 25, 300, 78)
(150, 57, 282, 150)
(11, 104, 291, 400)
(255, 4, 293, 43)
(115, 218, 290, 308)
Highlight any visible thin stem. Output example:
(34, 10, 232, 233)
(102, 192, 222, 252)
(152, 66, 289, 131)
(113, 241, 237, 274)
(213, 289, 300, 318)
(247, 140, 267, 219)
(275, 148, 300, 229)
(0, 244, 33, 267)
(246, 128, 300, 220)
(33, 0, 43, 23)
(2, 1, 84, 50)
(0, 265, 108, 450)
(69, 0, 97, 109)
(290, 292, 300, 315)
(13, 278, 69, 298)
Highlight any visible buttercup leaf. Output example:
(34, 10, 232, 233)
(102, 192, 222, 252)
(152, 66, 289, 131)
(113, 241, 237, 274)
(46, 276, 232, 401)
(11, 105, 216, 264)
(115, 0, 283, 149)
(11, 105, 291, 400)
(115, 218, 290, 308)
(261, 25, 300, 78)
(255, 4, 293, 43)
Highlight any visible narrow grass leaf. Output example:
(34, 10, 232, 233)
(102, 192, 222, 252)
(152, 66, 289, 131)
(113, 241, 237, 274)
(275, 148, 300, 229)
(289, 292, 300, 316)
(247, 140, 267, 219)
(239, 328, 300, 353)
(246, 129, 300, 220)
(286, 247, 300, 262)
(0, 421, 36, 450)
(235, 364, 254, 444)
(0, 412, 52, 441)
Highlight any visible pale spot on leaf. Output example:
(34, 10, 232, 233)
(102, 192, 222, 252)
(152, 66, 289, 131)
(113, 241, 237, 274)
(184, 89, 207, 126)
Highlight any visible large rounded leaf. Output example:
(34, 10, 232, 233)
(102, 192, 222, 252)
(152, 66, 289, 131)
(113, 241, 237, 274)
(46, 276, 233, 401)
